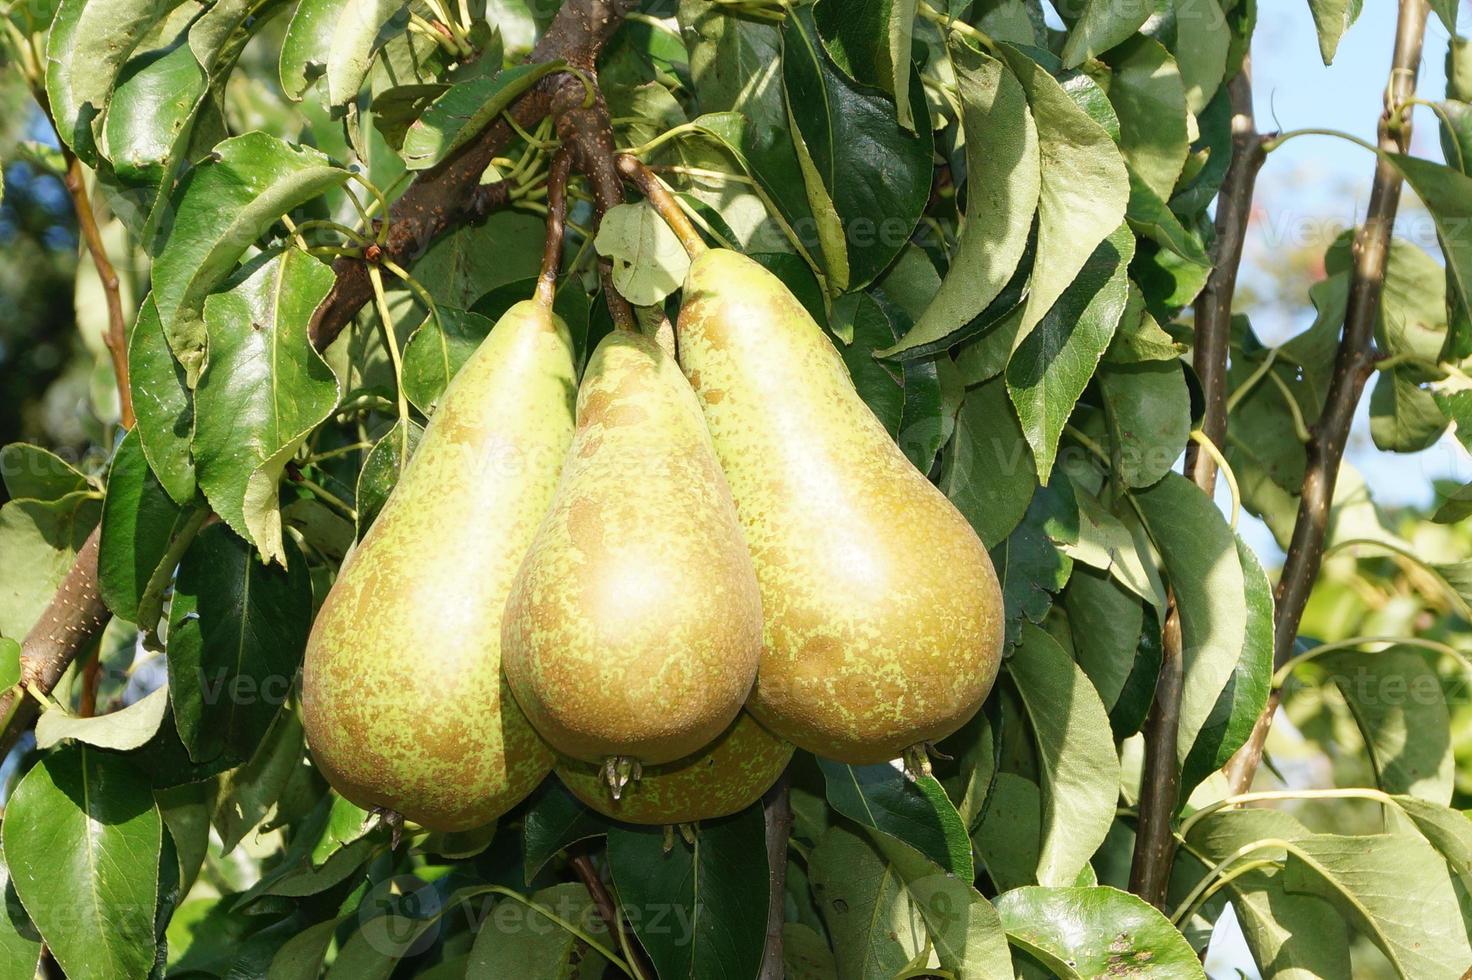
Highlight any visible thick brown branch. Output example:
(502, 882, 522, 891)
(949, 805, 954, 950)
(308, 0, 639, 349)
(1129, 603, 1183, 908)
(536, 149, 573, 309)
(0, 527, 109, 753)
(1223, 0, 1430, 795)
(560, 99, 636, 330)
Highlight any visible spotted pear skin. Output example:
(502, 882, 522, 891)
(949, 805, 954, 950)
(301, 300, 575, 831)
(501, 330, 763, 766)
(675, 249, 1005, 764)
(555, 711, 792, 825)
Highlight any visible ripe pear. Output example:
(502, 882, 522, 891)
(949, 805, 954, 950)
(301, 300, 575, 832)
(501, 330, 762, 770)
(674, 249, 1005, 764)
(555, 711, 792, 825)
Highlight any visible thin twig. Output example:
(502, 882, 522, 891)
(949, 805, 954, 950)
(62, 154, 134, 429)
(758, 769, 793, 980)
(1128, 600, 1183, 908)
(570, 852, 651, 980)
(615, 155, 708, 257)
(536, 149, 573, 310)
(1223, 0, 1431, 795)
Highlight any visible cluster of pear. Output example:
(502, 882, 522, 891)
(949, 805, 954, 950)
(301, 249, 1004, 832)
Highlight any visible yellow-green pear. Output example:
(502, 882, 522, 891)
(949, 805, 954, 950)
(501, 330, 762, 770)
(555, 712, 792, 825)
(675, 249, 1005, 764)
(301, 300, 575, 832)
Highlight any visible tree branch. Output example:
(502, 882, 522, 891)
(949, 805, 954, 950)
(308, 0, 640, 349)
(1131, 55, 1264, 911)
(560, 98, 636, 330)
(1186, 65, 1264, 492)
(62, 154, 134, 429)
(758, 770, 792, 980)
(1223, 0, 1430, 795)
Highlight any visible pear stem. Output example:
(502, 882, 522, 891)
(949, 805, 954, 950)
(535, 148, 573, 312)
(615, 154, 708, 258)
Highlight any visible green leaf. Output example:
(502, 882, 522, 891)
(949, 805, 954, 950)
(521, 778, 611, 886)
(1097, 35, 1190, 202)
(783, 923, 837, 980)
(151, 133, 349, 384)
(1389, 795, 1472, 873)
(1125, 173, 1210, 266)
(400, 307, 496, 415)
(325, 0, 411, 106)
(0, 637, 18, 692)
(214, 705, 307, 853)
(413, 210, 546, 308)
(814, 0, 919, 131)
(355, 419, 424, 535)
(1064, 568, 1143, 711)
(43, 0, 190, 162)
(974, 772, 1043, 890)
(1060, 487, 1166, 611)
(990, 479, 1075, 648)
(167, 524, 313, 763)
(1305, 0, 1364, 64)
(34, 685, 171, 751)
(607, 807, 768, 980)
(127, 296, 196, 504)
(102, 39, 210, 187)
(1321, 647, 1453, 804)
(4, 746, 163, 980)
(1007, 223, 1134, 482)
(1369, 367, 1447, 452)
(1180, 534, 1272, 795)
(783, 7, 933, 290)
(1433, 481, 1472, 524)
(468, 882, 610, 978)
(401, 61, 562, 169)
(1061, 0, 1152, 68)
(1134, 473, 1249, 766)
(997, 43, 1129, 354)
(98, 428, 203, 625)
(817, 760, 973, 878)
(995, 885, 1206, 979)
(1005, 623, 1119, 886)
(0, 492, 102, 642)
(1284, 831, 1472, 976)
(194, 249, 340, 565)
(1144, 0, 1229, 114)
(0, 444, 89, 501)
(1183, 809, 1350, 979)
(1097, 358, 1191, 489)
(880, 45, 1038, 359)
(829, 290, 946, 473)
(808, 824, 926, 979)
(942, 376, 1037, 549)
(594, 200, 694, 307)
(0, 843, 41, 979)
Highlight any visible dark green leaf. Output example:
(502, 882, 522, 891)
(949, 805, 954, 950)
(0, 843, 41, 979)
(942, 375, 1037, 549)
(214, 706, 308, 854)
(151, 133, 349, 383)
(817, 759, 972, 878)
(194, 249, 340, 564)
(127, 296, 196, 504)
(998, 43, 1129, 351)
(608, 807, 768, 980)
(1064, 567, 1143, 711)
(468, 882, 610, 978)
(98, 428, 204, 625)
(3, 746, 163, 980)
(355, 419, 424, 535)
(522, 778, 611, 886)
(1005, 623, 1119, 886)
(813, 0, 918, 131)
(167, 524, 312, 762)
(1007, 223, 1134, 481)
(783, 7, 933, 290)
(1305, 0, 1364, 64)
(1097, 357, 1191, 489)
(989, 478, 1075, 648)
(1098, 35, 1189, 201)
(401, 61, 563, 169)
(807, 824, 924, 979)
(413, 210, 546, 308)
(400, 307, 496, 415)
(1134, 473, 1248, 766)
(1369, 367, 1448, 452)
(882, 44, 1037, 360)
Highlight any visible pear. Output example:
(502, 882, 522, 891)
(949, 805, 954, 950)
(555, 711, 792, 825)
(301, 300, 575, 832)
(501, 330, 762, 771)
(674, 249, 1005, 764)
